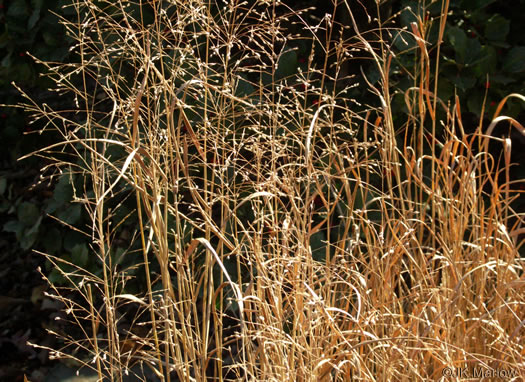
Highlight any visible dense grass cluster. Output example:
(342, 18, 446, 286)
(19, 0, 524, 380)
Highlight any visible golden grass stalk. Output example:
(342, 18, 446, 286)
(18, 0, 524, 380)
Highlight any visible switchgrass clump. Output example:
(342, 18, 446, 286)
(19, 0, 525, 380)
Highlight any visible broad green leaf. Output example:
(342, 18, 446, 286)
(27, 7, 41, 30)
(400, 1, 419, 27)
(45, 198, 61, 215)
(310, 230, 326, 262)
(112, 247, 127, 266)
(52, 175, 73, 204)
(261, 71, 273, 86)
(491, 74, 515, 85)
(7, 0, 28, 17)
(20, 228, 38, 250)
(48, 267, 66, 285)
(276, 48, 297, 80)
(484, 14, 510, 42)
(437, 78, 455, 102)
(393, 29, 416, 52)
(467, 91, 485, 116)
(364, 65, 381, 86)
(447, 26, 467, 63)
(464, 38, 482, 66)
(235, 73, 255, 97)
(26, 215, 42, 237)
(1, 52, 12, 68)
(57, 203, 82, 225)
(17, 201, 40, 226)
(3, 220, 25, 237)
(476, 45, 497, 75)
(0, 177, 6, 196)
(451, 73, 476, 92)
(71, 243, 89, 267)
(19, 216, 42, 250)
(503, 46, 525, 73)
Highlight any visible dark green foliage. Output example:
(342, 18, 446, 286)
(445, 1, 525, 113)
(2, 0, 525, 287)
(389, 0, 525, 118)
(1, 0, 81, 286)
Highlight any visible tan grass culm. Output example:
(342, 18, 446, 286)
(18, 0, 525, 380)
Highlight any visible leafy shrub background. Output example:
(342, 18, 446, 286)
(0, 0, 97, 285)
(1, 0, 524, 294)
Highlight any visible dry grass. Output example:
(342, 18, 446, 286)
(18, 0, 525, 380)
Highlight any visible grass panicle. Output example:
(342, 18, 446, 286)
(19, 0, 524, 380)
